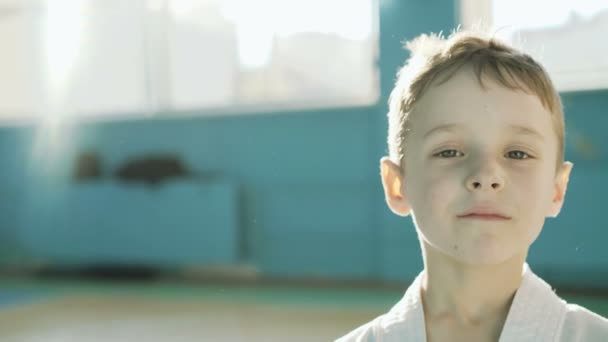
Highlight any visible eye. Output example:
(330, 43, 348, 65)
(434, 149, 464, 158)
(506, 150, 531, 159)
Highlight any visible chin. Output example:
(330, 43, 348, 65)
(437, 238, 516, 265)
(422, 235, 525, 266)
(454, 246, 524, 266)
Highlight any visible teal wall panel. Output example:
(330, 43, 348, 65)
(1, 0, 607, 286)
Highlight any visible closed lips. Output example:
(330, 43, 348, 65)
(458, 206, 511, 219)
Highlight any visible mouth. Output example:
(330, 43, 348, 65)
(458, 214, 511, 221)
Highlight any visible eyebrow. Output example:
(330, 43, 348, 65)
(422, 123, 464, 140)
(508, 124, 546, 141)
(422, 123, 545, 141)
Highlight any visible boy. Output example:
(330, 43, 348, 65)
(337, 29, 608, 341)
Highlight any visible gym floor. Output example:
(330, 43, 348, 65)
(0, 274, 607, 342)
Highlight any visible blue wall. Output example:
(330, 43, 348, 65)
(1, 0, 607, 287)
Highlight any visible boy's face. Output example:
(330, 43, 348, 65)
(381, 68, 572, 265)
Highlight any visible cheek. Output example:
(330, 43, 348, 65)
(513, 167, 554, 214)
(412, 169, 458, 213)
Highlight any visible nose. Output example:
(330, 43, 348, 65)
(465, 159, 504, 192)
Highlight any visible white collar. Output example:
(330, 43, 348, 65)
(376, 263, 567, 342)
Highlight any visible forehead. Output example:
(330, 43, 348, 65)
(409, 68, 555, 140)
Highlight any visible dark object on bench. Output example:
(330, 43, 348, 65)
(114, 155, 192, 185)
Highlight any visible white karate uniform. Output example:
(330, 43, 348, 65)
(336, 263, 608, 341)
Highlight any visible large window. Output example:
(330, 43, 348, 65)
(0, 0, 379, 122)
(460, 0, 608, 92)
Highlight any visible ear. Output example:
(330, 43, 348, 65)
(380, 157, 412, 217)
(547, 161, 573, 218)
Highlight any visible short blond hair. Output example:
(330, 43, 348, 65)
(387, 29, 565, 171)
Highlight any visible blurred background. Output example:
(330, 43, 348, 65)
(0, 0, 606, 341)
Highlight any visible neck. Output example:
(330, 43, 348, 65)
(420, 247, 526, 326)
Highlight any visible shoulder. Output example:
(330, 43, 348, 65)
(334, 306, 424, 342)
(334, 315, 383, 342)
(559, 303, 608, 341)
(335, 311, 410, 342)
(335, 272, 427, 342)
